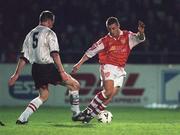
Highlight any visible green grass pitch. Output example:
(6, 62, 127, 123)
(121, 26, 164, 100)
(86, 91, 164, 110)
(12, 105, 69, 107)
(0, 107, 180, 135)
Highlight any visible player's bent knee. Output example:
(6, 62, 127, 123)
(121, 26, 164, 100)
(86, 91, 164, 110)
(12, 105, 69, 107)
(39, 91, 49, 102)
(72, 80, 80, 90)
(104, 90, 113, 98)
(75, 82, 80, 90)
(40, 95, 49, 102)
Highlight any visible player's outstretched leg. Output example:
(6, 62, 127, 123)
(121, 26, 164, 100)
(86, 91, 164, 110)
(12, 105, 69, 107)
(69, 90, 85, 121)
(82, 90, 107, 123)
(16, 97, 43, 125)
(16, 120, 28, 125)
(65, 76, 85, 122)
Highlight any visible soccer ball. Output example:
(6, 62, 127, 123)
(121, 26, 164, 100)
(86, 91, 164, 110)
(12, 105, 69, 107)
(97, 110, 113, 123)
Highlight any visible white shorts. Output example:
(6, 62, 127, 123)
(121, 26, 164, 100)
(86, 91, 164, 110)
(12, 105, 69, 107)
(100, 64, 126, 87)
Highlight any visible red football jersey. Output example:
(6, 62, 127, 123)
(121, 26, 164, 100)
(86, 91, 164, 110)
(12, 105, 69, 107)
(85, 30, 145, 67)
(98, 31, 130, 67)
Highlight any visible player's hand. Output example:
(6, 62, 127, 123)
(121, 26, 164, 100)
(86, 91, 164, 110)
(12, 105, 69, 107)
(138, 20, 145, 33)
(72, 63, 81, 74)
(8, 74, 19, 86)
(60, 71, 70, 82)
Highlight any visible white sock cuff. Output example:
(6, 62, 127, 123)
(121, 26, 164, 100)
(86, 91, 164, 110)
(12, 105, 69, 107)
(30, 97, 43, 108)
(101, 103, 107, 108)
(37, 97, 43, 105)
(69, 90, 79, 95)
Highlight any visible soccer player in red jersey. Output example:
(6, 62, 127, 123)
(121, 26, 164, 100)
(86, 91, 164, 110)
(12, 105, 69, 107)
(72, 17, 145, 123)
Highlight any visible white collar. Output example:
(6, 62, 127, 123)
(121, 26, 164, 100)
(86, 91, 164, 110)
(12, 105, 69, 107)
(108, 30, 123, 40)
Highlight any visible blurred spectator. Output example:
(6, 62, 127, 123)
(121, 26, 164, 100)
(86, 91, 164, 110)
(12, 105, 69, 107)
(0, 0, 179, 64)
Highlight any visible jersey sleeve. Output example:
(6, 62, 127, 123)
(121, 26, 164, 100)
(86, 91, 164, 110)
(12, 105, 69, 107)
(47, 30, 60, 53)
(128, 31, 145, 49)
(85, 39, 105, 58)
(21, 33, 30, 62)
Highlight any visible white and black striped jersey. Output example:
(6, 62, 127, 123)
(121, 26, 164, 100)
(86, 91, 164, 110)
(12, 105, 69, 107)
(21, 25, 59, 64)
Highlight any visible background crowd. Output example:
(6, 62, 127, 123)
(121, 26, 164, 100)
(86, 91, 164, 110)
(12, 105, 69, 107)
(0, 0, 179, 63)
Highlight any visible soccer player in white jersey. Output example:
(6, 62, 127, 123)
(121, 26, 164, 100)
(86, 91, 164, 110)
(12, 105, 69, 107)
(8, 10, 84, 124)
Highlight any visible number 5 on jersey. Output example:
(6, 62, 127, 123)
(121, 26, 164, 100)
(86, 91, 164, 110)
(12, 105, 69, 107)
(33, 32, 39, 49)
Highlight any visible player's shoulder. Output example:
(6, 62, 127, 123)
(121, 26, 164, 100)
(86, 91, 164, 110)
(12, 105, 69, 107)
(38, 25, 57, 38)
(95, 34, 110, 46)
(122, 30, 130, 34)
(36, 25, 56, 34)
(28, 26, 41, 35)
(46, 28, 57, 37)
(94, 35, 106, 45)
(122, 30, 135, 35)
(101, 34, 110, 41)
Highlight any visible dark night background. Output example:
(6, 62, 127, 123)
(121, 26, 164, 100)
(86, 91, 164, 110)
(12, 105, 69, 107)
(0, 0, 179, 64)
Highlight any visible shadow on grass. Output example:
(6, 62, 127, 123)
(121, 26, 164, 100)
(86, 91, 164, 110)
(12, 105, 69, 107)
(52, 123, 94, 128)
(0, 121, 5, 126)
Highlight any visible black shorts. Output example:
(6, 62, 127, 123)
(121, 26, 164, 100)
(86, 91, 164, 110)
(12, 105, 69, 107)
(32, 63, 62, 89)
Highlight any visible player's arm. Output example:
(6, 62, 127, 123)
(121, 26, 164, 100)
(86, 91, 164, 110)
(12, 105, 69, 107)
(72, 39, 104, 74)
(129, 21, 145, 49)
(8, 34, 30, 86)
(8, 58, 27, 86)
(51, 52, 65, 73)
(50, 52, 69, 81)
(137, 20, 145, 40)
(72, 54, 90, 74)
(48, 31, 69, 81)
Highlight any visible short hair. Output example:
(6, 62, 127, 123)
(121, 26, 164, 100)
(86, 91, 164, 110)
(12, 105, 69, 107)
(106, 17, 120, 27)
(39, 10, 55, 22)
